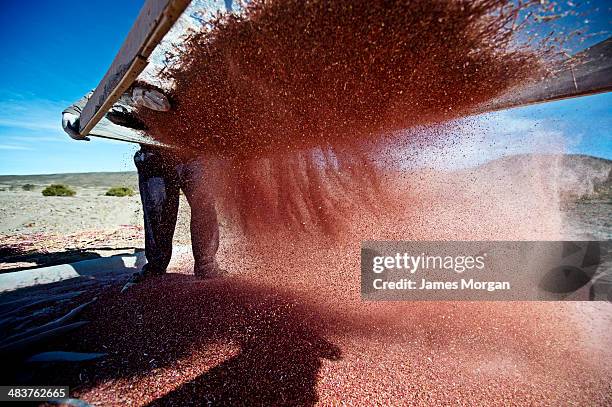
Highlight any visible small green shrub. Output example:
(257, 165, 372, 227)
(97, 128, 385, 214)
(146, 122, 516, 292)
(42, 184, 76, 197)
(105, 186, 135, 197)
(22, 184, 36, 191)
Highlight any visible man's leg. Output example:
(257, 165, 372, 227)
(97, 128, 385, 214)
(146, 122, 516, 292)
(179, 157, 220, 277)
(135, 148, 181, 276)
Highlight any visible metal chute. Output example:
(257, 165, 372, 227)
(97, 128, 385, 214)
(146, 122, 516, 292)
(79, 0, 612, 146)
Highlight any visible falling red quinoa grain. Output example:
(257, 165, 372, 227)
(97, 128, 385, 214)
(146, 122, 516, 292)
(6, 3, 610, 407)
(138, 0, 543, 236)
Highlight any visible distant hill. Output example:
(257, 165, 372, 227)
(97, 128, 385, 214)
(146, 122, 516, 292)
(467, 154, 612, 201)
(0, 172, 138, 190)
(0, 154, 609, 201)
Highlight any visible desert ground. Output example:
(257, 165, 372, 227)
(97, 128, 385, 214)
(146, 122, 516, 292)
(0, 154, 611, 406)
(2, 154, 609, 272)
(0, 172, 197, 272)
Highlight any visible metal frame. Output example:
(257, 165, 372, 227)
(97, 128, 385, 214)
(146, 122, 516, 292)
(476, 38, 612, 114)
(79, 0, 191, 136)
(80, 0, 610, 142)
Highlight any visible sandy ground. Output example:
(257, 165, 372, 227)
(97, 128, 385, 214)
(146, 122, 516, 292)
(0, 190, 142, 236)
(0, 165, 611, 406)
(0, 188, 193, 271)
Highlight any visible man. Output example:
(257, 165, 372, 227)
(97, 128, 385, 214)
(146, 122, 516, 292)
(61, 85, 222, 283)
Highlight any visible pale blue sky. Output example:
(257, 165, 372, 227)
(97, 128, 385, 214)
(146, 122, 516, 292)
(0, 1, 610, 175)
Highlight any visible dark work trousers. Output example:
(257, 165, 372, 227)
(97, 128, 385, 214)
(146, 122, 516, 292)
(134, 147, 219, 276)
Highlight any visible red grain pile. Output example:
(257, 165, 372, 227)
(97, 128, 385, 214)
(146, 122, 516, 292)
(138, 0, 542, 237)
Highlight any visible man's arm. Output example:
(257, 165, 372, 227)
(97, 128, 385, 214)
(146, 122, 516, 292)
(61, 86, 170, 142)
(62, 92, 92, 141)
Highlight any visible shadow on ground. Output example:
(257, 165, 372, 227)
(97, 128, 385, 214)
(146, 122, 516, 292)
(0, 246, 104, 273)
(0, 243, 147, 273)
(8, 274, 342, 406)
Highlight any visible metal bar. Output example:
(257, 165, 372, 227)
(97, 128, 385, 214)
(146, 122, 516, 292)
(79, 0, 191, 136)
(475, 37, 612, 114)
(84, 127, 171, 147)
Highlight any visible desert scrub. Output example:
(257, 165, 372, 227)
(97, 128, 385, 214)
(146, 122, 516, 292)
(105, 186, 135, 197)
(42, 184, 76, 197)
(22, 184, 36, 191)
